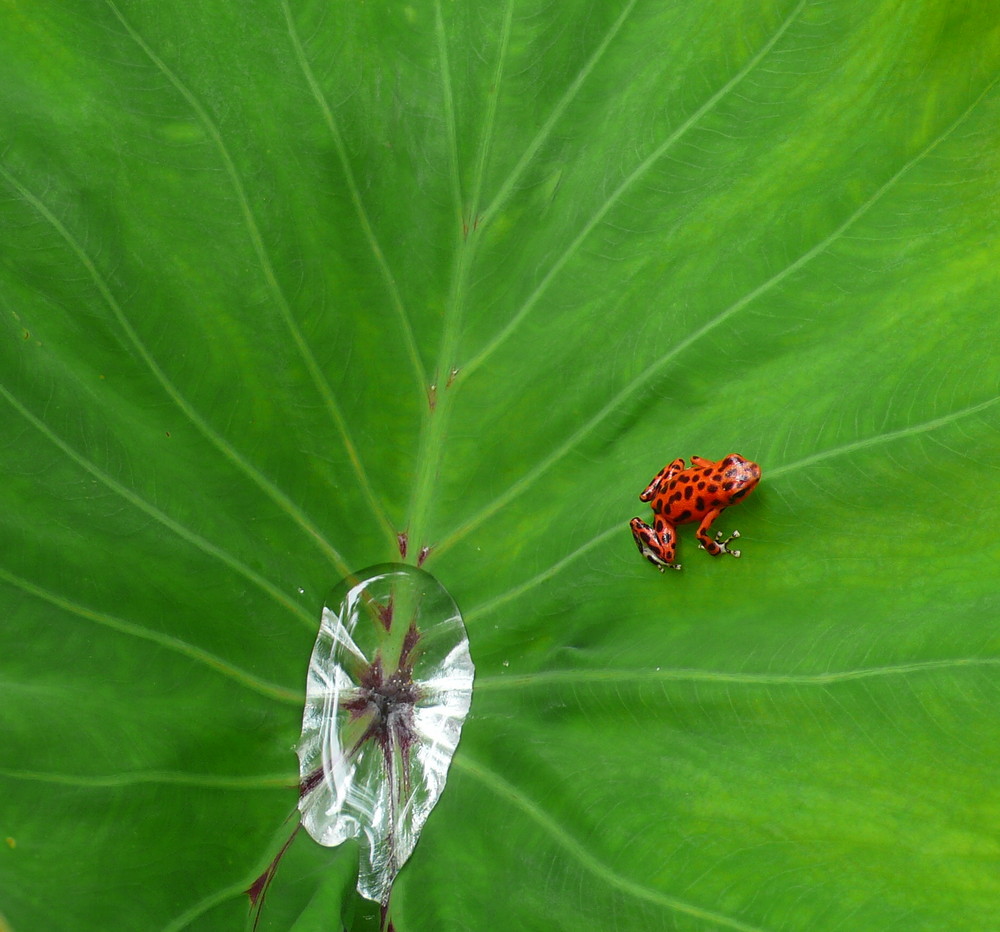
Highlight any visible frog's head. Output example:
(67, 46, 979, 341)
(720, 454, 761, 501)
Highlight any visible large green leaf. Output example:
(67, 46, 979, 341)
(2, 0, 999, 929)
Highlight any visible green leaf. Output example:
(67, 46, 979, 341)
(2, 0, 999, 930)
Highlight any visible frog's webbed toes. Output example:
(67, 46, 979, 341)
(699, 529, 742, 557)
(718, 529, 742, 557)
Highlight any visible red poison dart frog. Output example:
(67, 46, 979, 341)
(630, 454, 761, 572)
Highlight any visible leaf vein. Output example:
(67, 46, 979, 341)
(0, 767, 293, 790)
(477, 0, 641, 229)
(456, 755, 771, 932)
(460, 0, 808, 382)
(279, 0, 428, 396)
(0, 161, 350, 575)
(0, 381, 314, 632)
(474, 658, 1000, 692)
(104, 0, 392, 553)
(0, 565, 301, 703)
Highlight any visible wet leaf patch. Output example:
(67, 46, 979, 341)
(297, 564, 474, 907)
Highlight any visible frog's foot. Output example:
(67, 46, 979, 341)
(698, 529, 742, 558)
(656, 561, 683, 573)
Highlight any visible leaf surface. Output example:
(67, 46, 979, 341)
(1, 1, 999, 930)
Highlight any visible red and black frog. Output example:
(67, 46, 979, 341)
(629, 454, 761, 572)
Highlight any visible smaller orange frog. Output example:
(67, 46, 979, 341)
(630, 454, 761, 572)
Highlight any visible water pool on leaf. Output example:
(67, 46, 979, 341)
(297, 563, 474, 908)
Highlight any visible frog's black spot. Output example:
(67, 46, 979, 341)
(708, 484, 718, 493)
(710, 498, 723, 508)
(721, 481, 735, 491)
(670, 491, 682, 503)
(732, 487, 750, 500)
(697, 481, 706, 490)
(678, 474, 691, 483)
(652, 499, 662, 513)
(695, 497, 705, 511)
(683, 485, 693, 500)
(676, 509, 692, 522)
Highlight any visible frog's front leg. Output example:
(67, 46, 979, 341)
(638, 458, 685, 502)
(630, 517, 681, 571)
(696, 509, 742, 557)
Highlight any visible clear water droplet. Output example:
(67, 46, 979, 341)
(297, 563, 474, 905)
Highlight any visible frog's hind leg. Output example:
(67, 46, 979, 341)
(629, 517, 681, 571)
(696, 509, 742, 557)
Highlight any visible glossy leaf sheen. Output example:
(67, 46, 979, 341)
(1, 1, 999, 930)
(298, 565, 473, 905)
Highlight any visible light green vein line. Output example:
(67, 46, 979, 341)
(435, 0, 465, 229)
(768, 395, 1000, 477)
(466, 394, 1000, 619)
(161, 879, 251, 932)
(458, 0, 807, 384)
(0, 382, 314, 632)
(0, 768, 294, 790)
(474, 658, 1000, 692)
(478, 0, 640, 230)
(0, 565, 301, 704)
(455, 755, 768, 932)
(279, 0, 427, 396)
(465, 0, 515, 233)
(436, 67, 1000, 558)
(0, 161, 349, 577)
(103, 1, 384, 560)
(465, 524, 620, 623)
(163, 805, 303, 931)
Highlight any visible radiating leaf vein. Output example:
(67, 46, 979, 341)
(0, 162, 350, 575)
(279, 0, 428, 397)
(0, 381, 313, 632)
(769, 395, 1000, 478)
(0, 565, 300, 703)
(104, 0, 395, 551)
(0, 768, 292, 789)
(459, 0, 809, 383)
(474, 658, 1000, 692)
(456, 755, 770, 932)
(478, 0, 641, 230)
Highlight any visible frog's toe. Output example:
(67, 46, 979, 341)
(703, 529, 743, 557)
